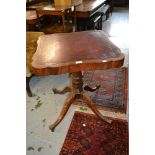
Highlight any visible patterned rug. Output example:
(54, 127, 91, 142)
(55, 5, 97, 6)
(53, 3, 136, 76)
(74, 67, 128, 113)
(59, 111, 128, 155)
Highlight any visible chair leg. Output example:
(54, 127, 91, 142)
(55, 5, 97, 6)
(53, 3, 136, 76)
(110, 7, 113, 16)
(26, 75, 34, 97)
(106, 10, 109, 20)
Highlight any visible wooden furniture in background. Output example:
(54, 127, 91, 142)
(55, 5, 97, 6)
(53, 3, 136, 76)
(26, 0, 114, 32)
(74, 0, 106, 18)
(76, 12, 103, 31)
(67, 0, 111, 31)
(26, 10, 40, 31)
(26, 0, 52, 7)
(113, 0, 129, 6)
(27, 2, 75, 33)
(26, 0, 50, 31)
(36, 5, 74, 33)
(31, 30, 124, 131)
(54, 0, 82, 6)
(26, 31, 45, 97)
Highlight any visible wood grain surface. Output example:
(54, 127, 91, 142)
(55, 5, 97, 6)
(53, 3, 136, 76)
(32, 30, 124, 75)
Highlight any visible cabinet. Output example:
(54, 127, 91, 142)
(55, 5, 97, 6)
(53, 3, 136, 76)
(113, 0, 129, 6)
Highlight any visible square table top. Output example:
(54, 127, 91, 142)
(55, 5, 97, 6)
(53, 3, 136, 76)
(32, 30, 124, 75)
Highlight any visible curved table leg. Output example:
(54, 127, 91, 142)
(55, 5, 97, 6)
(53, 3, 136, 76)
(84, 84, 101, 92)
(53, 86, 71, 94)
(26, 75, 34, 97)
(49, 94, 75, 132)
(80, 93, 112, 124)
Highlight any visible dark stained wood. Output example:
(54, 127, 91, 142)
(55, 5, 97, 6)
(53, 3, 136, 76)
(49, 93, 75, 132)
(26, 76, 33, 97)
(71, 71, 83, 93)
(27, 0, 106, 17)
(84, 83, 101, 92)
(49, 91, 112, 132)
(27, 1, 108, 32)
(32, 30, 124, 76)
(53, 86, 71, 94)
(26, 0, 49, 8)
(75, 0, 106, 17)
(49, 70, 113, 131)
(32, 30, 124, 131)
(65, 0, 107, 18)
(81, 93, 112, 124)
(36, 7, 67, 32)
(28, 3, 74, 32)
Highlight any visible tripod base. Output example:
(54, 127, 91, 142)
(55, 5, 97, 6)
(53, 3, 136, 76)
(49, 71, 112, 132)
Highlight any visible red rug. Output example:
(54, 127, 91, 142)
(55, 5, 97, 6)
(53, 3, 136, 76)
(59, 111, 128, 155)
(74, 67, 128, 113)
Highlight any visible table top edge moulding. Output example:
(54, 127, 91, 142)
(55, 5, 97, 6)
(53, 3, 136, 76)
(31, 30, 124, 76)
